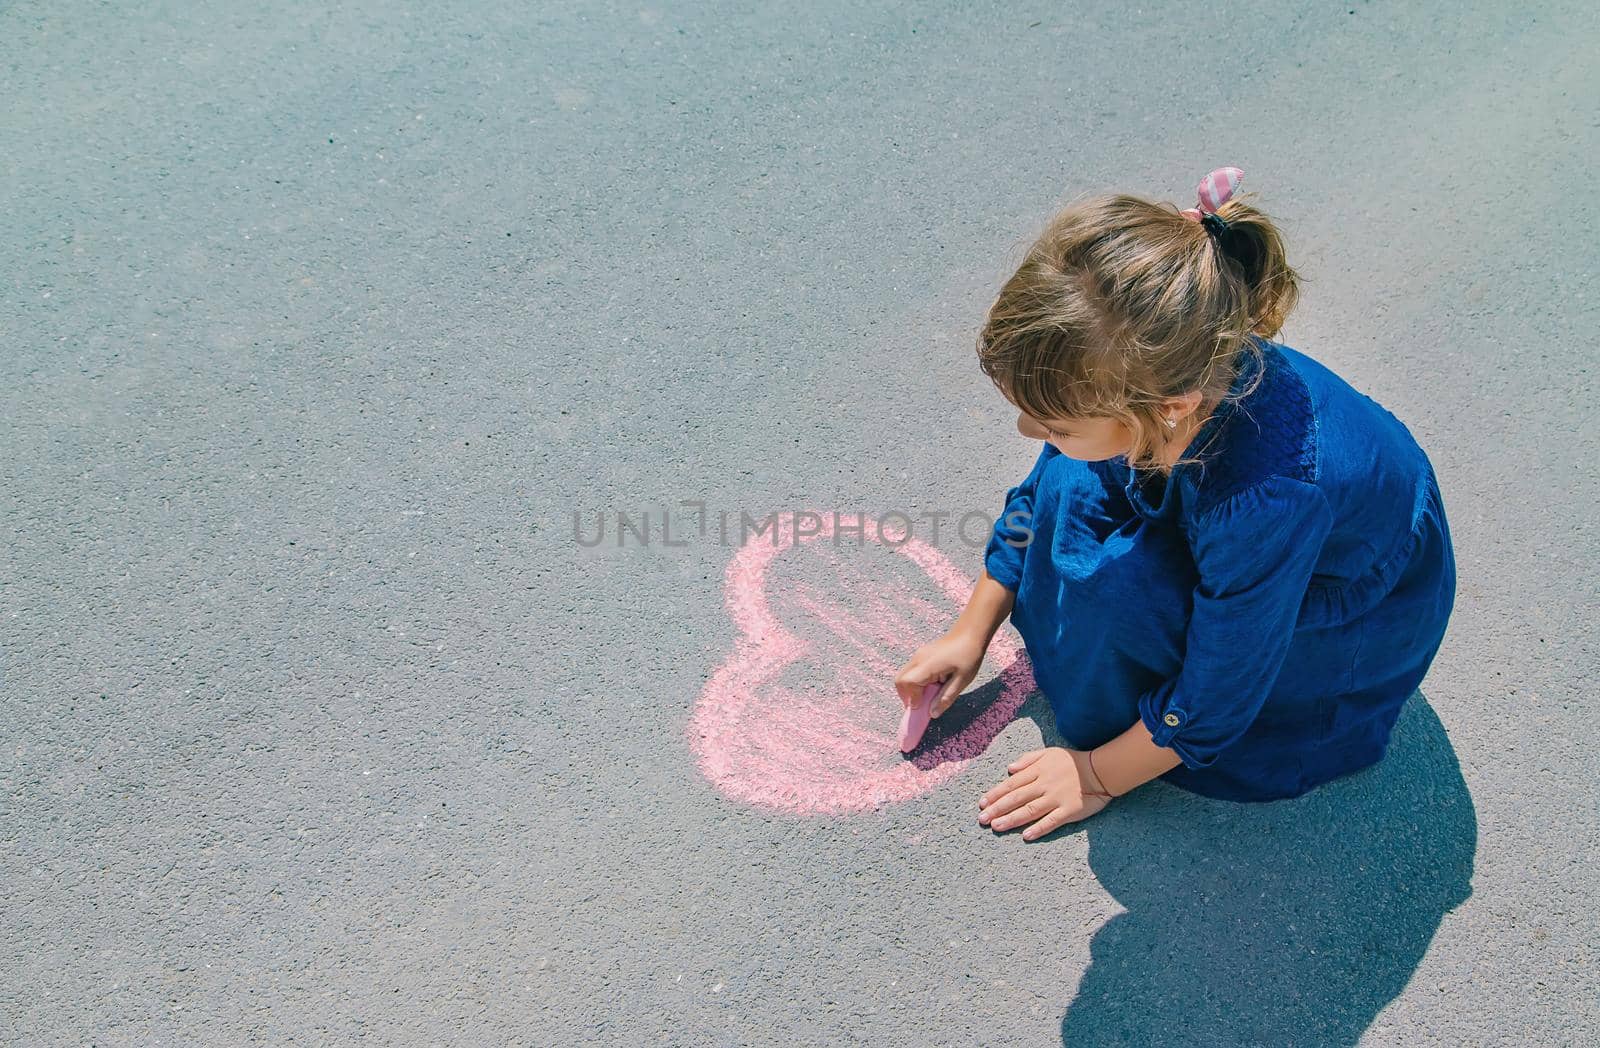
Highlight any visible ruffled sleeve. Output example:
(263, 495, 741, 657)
(983, 442, 1060, 592)
(1136, 475, 1335, 768)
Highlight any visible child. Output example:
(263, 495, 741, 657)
(894, 167, 1457, 841)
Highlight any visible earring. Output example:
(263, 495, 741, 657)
(1164, 416, 1178, 429)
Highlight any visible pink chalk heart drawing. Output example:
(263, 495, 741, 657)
(688, 510, 1036, 816)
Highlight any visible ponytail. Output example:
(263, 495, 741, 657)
(1209, 195, 1301, 338)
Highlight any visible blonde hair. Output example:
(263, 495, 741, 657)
(976, 189, 1303, 473)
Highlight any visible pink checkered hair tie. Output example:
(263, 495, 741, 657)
(1179, 166, 1244, 237)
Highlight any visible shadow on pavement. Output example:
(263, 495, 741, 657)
(1014, 690, 1475, 1047)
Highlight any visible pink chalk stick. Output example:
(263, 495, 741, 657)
(899, 680, 943, 753)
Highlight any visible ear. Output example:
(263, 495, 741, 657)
(1164, 391, 1205, 419)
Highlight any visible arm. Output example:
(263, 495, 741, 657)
(952, 438, 1055, 650)
(978, 475, 1336, 837)
(982, 441, 1059, 594)
(1094, 476, 1336, 791)
(1087, 718, 1184, 796)
(895, 445, 1054, 712)
(951, 567, 1015, 646)
(896, 567, 1016, 713)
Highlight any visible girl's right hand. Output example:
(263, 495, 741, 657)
(894, 628, 988, 718)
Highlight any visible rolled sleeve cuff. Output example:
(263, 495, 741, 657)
(983, 508, 1032, 593)
(1137, 679, 1220, 770)
(984, 542, 1023, 593)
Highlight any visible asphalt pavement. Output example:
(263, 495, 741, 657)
(2, 1, 1596, 1044)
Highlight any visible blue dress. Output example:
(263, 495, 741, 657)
(984, 337, 1457, 802)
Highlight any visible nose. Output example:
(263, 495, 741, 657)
(1016, 412, 1048, 440)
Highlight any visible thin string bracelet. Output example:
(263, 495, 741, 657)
(1085, 748, 1118, 800)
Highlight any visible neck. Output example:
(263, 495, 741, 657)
(1152, 404, 1215, 471)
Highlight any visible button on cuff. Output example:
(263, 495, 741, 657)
(1138, 689, 1184, 749)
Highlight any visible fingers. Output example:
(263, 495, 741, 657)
(929, 671, 969, 718)
(1021, 807, 1074, 842)
(977, 780, 1043, 826)
(895, 631, 984, 715)
(985, 793, 1051, 832)
(892, 661, 931, 708)
(1007, 749, 1045, 772)
(978, 769, 1036, 809)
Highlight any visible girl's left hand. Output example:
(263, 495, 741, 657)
(978, 748, 1113, 840)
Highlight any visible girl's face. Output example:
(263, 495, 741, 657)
(1014, 410, 1135, 461)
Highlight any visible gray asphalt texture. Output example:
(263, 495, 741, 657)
(3, 1, 1597, 1045)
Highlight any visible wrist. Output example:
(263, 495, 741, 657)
(946, 619, 995, 650)
(1083, 747, 1117, 798)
